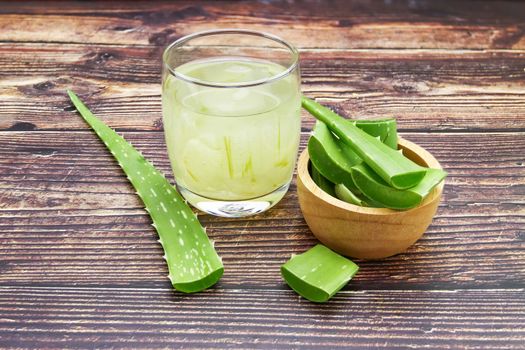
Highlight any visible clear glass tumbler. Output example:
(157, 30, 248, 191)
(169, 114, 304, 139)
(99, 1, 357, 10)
(162, 29, 301, 217)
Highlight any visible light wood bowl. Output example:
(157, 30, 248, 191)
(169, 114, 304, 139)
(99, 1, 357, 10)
(297, 138, 444, 260)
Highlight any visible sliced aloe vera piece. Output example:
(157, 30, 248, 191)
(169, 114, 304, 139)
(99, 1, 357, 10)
(351, 163, 447, 210)
(354, 118, 398, 150)
(67, 90, 223, 293)
(310, 162, 336, 197)
(334, 183, 367, 206)
(302, 97, 426, 189)
(308, 121, 361, 192)
(281, 244, 359, 303)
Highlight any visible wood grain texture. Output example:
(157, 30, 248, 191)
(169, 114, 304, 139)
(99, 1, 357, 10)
(1, 0, 525, 348)
(1, 44, 524, 131)
(1, 1, 525, 49)
(0, 131, 523, 290)
(0, 287, 524, 349)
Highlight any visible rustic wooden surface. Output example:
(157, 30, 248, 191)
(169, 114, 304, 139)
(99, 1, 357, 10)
(0, 1, 524, 349)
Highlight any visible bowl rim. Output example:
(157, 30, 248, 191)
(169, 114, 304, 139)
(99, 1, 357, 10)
(297, 137, 445, 216)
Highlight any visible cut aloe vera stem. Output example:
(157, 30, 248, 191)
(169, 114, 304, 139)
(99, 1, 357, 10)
(308, 121, 361, 192)
(334, 183, 367, 206)
(281, 244, 359, 303)
(67, 91, 223, 293)
(352, 163, 447, 210)
(302, 96, 426, 189)
(310, 162, 336, 197)
(354, 119, 398, 150)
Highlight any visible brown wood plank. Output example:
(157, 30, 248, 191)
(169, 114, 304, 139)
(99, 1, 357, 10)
(0, 1, 524, 49)
(0, 287, 523, 349)
(0, 131, 523, 289)
(1, 44, 524, 132)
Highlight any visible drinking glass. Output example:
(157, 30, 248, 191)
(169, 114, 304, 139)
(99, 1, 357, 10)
(162, 29, 301, 217)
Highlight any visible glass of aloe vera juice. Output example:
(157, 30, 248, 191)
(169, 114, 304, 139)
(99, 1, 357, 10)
(162, 30, 301, 217)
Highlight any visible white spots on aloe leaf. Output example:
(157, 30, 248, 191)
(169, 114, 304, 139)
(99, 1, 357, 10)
(179, 237, 185, 246)
(190, 268, 195, 276)
(169, 219, 176, 228)
(160, 202, 167, 213)
(181, 211, 188, 219)
(342, 265, 348, 270)
(150, 188, 157, 197)
(206, 261, 212, 270)
(178, 229, 183, 234)
(166, 188, 173, 195)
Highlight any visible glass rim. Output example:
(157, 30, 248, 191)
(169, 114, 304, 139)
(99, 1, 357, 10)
(162, 29, 299, 88)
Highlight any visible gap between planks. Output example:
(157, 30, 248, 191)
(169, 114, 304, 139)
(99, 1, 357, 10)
(2, 41, 525, 53)
(0, 285, 523, 293)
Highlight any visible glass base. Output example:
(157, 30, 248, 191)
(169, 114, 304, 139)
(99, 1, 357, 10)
(178, 183, 291, 218)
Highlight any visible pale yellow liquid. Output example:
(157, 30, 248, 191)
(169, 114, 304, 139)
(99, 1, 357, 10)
(162, 57, 301, 204)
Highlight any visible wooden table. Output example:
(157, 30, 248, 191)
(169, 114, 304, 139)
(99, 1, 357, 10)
(1, 1, 524, 348)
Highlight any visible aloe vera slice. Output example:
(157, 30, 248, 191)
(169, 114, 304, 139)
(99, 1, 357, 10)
(354, 118, 398, 150)
(302, 97, 426, 189)
(308, 121, 361, 192)
(310, 162, 336, 197)
(67, 91, 223, 293)
(281, 244, 359, 302)
(351, 163, 447, 210)
(334, 183, 367, 206)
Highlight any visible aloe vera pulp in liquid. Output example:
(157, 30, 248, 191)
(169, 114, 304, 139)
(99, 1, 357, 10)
(162, 57, 301, 202)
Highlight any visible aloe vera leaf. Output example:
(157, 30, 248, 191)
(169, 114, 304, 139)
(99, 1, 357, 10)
(354, 118, 398, 150)
(302, 97, 426, 189)
(308, 121, 361, 192)
(351, 163, 447, 210)
(310, 162, 336, 197)
(281, 244, 359, 303)
(67, 91, 223, 293)
(334, 183, 367, 206)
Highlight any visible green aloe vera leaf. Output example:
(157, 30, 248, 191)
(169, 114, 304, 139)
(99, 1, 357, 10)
(351, 163, 447, 210)
(302, 96, 426, 189)
(281, 244, 359, 303)
(308, 121, 361, 193)
(354, 118, 398, 150)
(310, 162, 336, 197)
(334, 183, 367, 206)
(67, 90, 223, 293)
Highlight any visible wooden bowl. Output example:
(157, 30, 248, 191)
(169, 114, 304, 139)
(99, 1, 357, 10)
(297, 138, 444, 260)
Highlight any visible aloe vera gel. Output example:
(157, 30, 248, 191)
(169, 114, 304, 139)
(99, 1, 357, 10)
(162, 31, 301, 217)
